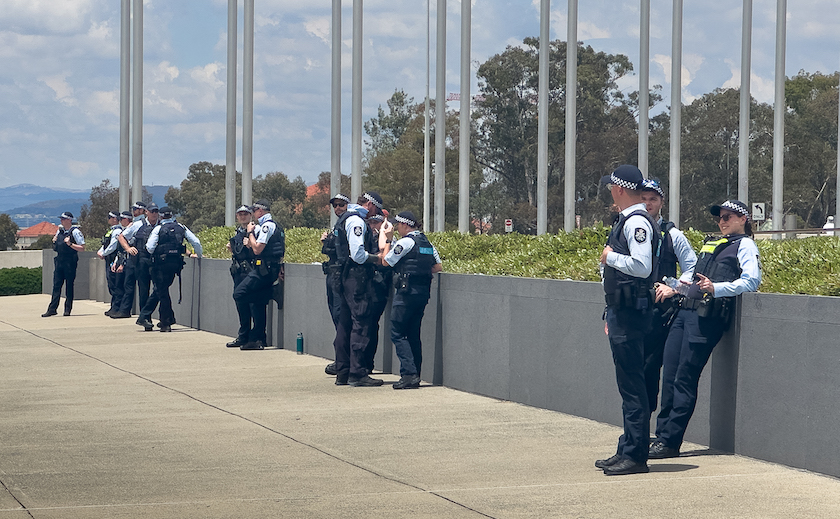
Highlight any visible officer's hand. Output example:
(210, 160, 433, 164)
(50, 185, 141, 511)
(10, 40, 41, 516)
(320, 231, 329, 242)
(97, 252, 104, 259)
(190, 253, 198, 258)
(64, 237, 71, 245)
(116, 265, 124, 273)
(225, 242, 231, 252)
(128, 246, 138, 256)
(600, 245, 613, 264)
(695, 273, 715, 295)
(382, 220, 394, 239)
(247, 222, 256, 233)
(655, 283, 676, 303)
(604, 322, 609, 336)
(242, 237, 250, 247)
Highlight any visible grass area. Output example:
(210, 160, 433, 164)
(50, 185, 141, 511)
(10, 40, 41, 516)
(193, 225, 840, 297)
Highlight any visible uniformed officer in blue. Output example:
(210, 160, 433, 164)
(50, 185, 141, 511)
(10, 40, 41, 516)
(595, 165, 660, 476)
(42, 212, 85, 317)
(136, 206, 202, 332)
(323, 194, 350, 376)
(232, 199, 285, 350)
(225, 205, 257, 348)
(113, 201, 157, 318)
(639, 179, 698, 421)
(650, 200, 760, 459)
(384, 211, 442, 389)
(96, 211, 124, 316)
(362, 212, 395, 374)
(331, 191, 385, 387)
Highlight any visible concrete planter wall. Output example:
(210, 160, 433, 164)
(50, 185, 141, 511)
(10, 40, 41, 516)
(43, 250, 840, 478)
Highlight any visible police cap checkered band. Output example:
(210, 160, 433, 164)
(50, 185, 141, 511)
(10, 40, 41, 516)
(120, 211, 132, 219)
(59, 212, 74, 220)
(367, 214, 385, 223)
(131, 201, 146, 210)
(108, 211, 120, 219)
(236, 205, 252, 214)
(159, 206, 173, 217)
(710, 200, 750, 218)
(641, 178, 665, 198)
(600, 164, 644, 190)
(363, 191, 383, 209)
(330, 194, 351, 204)
(253, 200, 270, 211)
(395, 211, 418, 227)
(145, 203, 159, 212)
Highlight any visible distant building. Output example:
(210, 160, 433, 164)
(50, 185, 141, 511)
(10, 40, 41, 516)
(15, 221, 58, 249)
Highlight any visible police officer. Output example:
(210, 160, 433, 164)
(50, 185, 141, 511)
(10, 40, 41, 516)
(594, 165, 660, 476)
(111, 201, 151, 318)
(97, 211, 124, 316)
(332, 191, 385, 386)
(323, 194, 350, 376)
(42, 212, 85, 317)
(232, 199, 285, 350)
(639, 179, 697, 418)
(363, 212, 395, 374)
(136, 206, 202, 332)
(650, 200, 761, 459)
(384, 211, 441, 389)
(225, 205, 257, 348)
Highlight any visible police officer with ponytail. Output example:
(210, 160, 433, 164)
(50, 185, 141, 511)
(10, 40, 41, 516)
(594, 165, 661, 476)
(384, 211, 441, 389)
(42, 212, 85, 317)
(650, 200, 760, 460)
(225, 205, 256, 348)
(232, 200, 285, 350)
(136, 206, 202, 332)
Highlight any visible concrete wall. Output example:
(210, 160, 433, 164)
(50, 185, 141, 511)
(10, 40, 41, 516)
(47, 254, 840, 479)
(0, 250, 43, 269)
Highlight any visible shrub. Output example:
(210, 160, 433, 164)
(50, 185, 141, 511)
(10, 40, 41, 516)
(0, 267, 43, 296)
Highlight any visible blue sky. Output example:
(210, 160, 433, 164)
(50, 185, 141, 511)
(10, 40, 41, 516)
(0, 0, 838, 192)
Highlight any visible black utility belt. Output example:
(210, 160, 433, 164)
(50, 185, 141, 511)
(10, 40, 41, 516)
(680, 297, 703, 310)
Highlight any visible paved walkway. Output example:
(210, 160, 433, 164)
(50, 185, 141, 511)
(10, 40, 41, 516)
(1, 294, 838, 518)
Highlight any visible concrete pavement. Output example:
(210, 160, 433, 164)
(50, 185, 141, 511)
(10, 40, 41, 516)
(1, 294, 838, 518)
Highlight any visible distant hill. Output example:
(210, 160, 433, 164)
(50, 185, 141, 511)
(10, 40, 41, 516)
(0, 184, 173, 228)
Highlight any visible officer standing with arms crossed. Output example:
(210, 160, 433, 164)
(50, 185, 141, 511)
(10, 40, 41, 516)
(225, 205, 256, 348)
(97, 211, 124, 316)
(323, 194, 350, 376)
(384, 211, 442, 389)
(136, 206, 202, 332)
(594, 165, 660, 476)
(232, 200, 285, 350)
(639, 179, 697, 420)
(332, 191, 385, 387)
(42, 212, 85, 317)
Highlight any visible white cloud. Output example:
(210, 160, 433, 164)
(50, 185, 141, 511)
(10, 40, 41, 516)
(0, 0, 99, 34)
(721, 59, 777, 104)
(304, 17, 331, 45)
(67, 159, 99, 178)
(39, 74, 77, 106)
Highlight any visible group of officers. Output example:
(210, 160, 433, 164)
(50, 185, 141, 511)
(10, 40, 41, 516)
(43, 201, 203, 335)
(597, 164, 761, 476)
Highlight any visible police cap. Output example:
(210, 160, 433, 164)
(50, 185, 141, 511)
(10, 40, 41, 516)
(145, 203, 159, 212)
(159, 206, 174, 218)
(59, 211, 74, 220)
(395, 211, 418, 228)
(600, 165, 644, 190)
(131, 201, 147, 211)
(253, 199, 271, 212)
(363, 191, 383, 210)
(108, 211, 120, 219)
(710, 200, 749, 218)
(119, 211, 133, 220)
(640, 178, 665, 198)
(236, 205, 253, 214)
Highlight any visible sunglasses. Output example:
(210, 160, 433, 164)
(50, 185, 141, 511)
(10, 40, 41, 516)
(331, 201, 347, 207)
(714, 213, 743, 223)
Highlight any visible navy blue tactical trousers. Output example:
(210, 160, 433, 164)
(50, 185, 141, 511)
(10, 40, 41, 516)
(391, 292, 429, 377)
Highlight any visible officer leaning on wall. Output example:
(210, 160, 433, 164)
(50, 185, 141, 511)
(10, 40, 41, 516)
(649, 200, 761, 460)
(232, 199, 285, 351)
(323, 194, 350, 376)
(136, 206, 202, 332)
(225, 205, 257, 348)
(594, 165, 661, 476)
(638, 179, 697, 423)
(42, 212, 85, 317)
(383, 211, 442, 390)
(97, 211, 126, 317)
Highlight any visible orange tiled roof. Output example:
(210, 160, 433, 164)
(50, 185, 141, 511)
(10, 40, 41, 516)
(16, 221, 58, 238)
(307, 183, 329, 198)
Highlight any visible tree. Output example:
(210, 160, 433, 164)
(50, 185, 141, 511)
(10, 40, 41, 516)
(78, 179, 118, 240)
(252, 171, 308, 229)
(165, 162, 240, 232)
(0, 213, 19, 250)
(27, 234, 54, 250)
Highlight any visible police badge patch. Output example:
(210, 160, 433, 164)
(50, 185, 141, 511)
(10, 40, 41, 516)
(393, 244, 404, 254)
(353, 226, 363, 236)
(634, 227, 647, 243)
(261, 224, 270, 234)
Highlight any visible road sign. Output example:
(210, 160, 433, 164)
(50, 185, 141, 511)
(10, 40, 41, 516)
(505, 219, 513, 232)
(752, 203, 766, 221)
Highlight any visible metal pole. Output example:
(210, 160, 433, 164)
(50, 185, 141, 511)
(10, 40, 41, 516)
(131, 0, 143, 203)
(434, 0, 446, 232)
(564, 0, 577, 233)
(242, 0, 254, 206)
(351, 0, 363, 201)
(772, 0, 786, 233)
(225, 0, 237, 226)
(331, 0, 342, 227)
(537, 0, 549, 235)
(119, 0, 130, 211)
(738, 0, 752, 203)
(424, 0, 431, 232)
(639, 0, 650, 176)
(669, 0, 683, 227)
(458, 0, 471, 233)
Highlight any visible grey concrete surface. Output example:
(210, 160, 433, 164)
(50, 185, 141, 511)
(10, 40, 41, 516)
(2, 294, 840, 518)
(0, 250, 42, 269)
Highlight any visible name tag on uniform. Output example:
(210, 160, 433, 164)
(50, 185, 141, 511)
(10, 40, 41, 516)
(419, 247, 434, 255)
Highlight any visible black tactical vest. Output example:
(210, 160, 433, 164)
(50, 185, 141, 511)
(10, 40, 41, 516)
(395, 233, 436, 281)
(230, 227, 255, 264)
(134, 220, 157, 257)
(333, 211, 374, 268)
(603, 209, 661, 309)
(153, 222, 186, 266)
(685, 235, 744, 300)
(54, 226, 80, 260)
(257, 219, 285, 261)
(658, 220, 678, 279)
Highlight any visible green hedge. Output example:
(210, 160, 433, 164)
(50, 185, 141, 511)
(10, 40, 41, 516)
(195, 226, 840, 297)
(0, 267, 43, 296)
